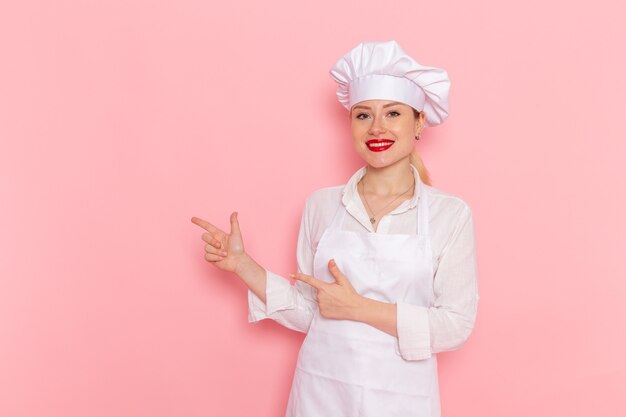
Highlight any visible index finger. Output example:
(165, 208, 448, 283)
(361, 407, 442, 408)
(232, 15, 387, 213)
(290, 272, 326, 290)
(190, 216, 221, 234)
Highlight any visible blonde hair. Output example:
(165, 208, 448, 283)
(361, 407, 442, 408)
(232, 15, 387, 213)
(411, 109, 432, 186)
(410, 148, 432, 186)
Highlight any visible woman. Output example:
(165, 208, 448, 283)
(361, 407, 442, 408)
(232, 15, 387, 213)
(191, 40, 479, 417)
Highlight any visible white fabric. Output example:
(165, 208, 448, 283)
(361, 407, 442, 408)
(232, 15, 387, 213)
(286, 172, 439, 416)
(329, 40, 451, 127)
(248, 164, 479, 361)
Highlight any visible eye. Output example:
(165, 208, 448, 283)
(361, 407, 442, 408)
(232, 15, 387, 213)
(388, 111, 400, 117)
(355, 113, 370, 120)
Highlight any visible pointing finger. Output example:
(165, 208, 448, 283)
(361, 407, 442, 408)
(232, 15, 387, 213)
(290, 272, 325, 290)
(191, 216, 222, 235)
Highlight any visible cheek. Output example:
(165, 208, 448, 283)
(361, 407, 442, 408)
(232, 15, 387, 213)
(392, 121, 416, 139)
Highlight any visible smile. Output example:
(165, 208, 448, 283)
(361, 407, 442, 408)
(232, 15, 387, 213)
(366, 139, 395, 152)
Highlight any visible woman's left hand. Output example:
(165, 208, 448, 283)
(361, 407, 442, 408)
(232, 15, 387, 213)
(290, 259, 364, 321)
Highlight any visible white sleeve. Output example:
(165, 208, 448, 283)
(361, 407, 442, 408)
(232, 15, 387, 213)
(247, 197, 318, 333)
(396, 205, 480, 360)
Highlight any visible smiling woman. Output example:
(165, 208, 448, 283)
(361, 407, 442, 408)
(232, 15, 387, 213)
(191, 40, 479, 417)
(350, 100, 429, 185)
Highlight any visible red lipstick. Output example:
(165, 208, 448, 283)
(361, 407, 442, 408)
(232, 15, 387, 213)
(366, 139, 395, 152)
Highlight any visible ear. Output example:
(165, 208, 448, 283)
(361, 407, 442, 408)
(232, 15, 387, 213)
(413, 111, 421, 136)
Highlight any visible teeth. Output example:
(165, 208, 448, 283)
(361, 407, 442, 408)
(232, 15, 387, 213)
(368, 142, 394, 147)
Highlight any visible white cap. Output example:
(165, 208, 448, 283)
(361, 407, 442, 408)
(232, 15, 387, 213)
(329, 40, 451, 127)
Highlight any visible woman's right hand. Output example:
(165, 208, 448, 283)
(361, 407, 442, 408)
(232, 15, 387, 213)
(190, 212, 246, 274)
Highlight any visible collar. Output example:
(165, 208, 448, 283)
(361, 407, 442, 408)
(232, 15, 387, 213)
(341, 164, 422, 213)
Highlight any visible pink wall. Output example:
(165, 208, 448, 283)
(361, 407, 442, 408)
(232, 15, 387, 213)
(1, 1, 624, 416)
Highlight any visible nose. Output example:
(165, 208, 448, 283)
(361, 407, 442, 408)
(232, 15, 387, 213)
(368, 113, 387, 136)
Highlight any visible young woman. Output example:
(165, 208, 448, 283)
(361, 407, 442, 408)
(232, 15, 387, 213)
(191, 40, 479, 417)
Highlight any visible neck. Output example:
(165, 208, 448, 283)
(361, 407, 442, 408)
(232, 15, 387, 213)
(361, 159, 415, 197)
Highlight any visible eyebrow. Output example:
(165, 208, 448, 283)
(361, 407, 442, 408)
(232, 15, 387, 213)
(351, 101, 404, 111)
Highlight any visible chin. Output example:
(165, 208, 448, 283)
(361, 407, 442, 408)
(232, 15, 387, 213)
(364, 159, 394, 169)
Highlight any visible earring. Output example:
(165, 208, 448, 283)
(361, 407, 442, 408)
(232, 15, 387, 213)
(415, 133, 421, 141)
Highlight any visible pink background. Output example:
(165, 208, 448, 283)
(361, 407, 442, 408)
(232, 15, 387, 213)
(1, 1, 624, 416)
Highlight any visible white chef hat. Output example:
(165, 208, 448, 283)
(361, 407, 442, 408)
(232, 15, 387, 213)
(329, 40, 451, 127)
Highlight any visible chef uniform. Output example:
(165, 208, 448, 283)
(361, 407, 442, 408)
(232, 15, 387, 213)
(287, 169, 439, 417)
(248, 40, 476, 417)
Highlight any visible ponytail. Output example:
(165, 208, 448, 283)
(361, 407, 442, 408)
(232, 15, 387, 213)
(409, 148, 432, 186)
